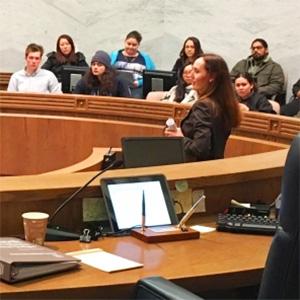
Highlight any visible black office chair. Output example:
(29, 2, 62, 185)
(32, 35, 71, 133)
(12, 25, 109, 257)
(257, 133, 299, 299)
(135, 134, 299, 300)
(135, 276, 203, 300)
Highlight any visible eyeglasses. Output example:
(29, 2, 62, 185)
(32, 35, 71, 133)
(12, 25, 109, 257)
(251, 45, 264, 50)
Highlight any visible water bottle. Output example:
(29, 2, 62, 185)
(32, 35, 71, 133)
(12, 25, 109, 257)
(166, 118, 177, 131)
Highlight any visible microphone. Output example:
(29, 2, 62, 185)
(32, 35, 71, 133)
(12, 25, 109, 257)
(177, 195, 206, 231)
(46, 158, 123, 241)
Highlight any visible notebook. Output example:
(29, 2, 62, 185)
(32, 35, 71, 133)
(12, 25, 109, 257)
(121, 136, 186, 168)
(100, 174, 178, 233)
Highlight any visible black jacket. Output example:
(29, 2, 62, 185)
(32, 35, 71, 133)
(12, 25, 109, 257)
(74, 76, 130, 98)
(281, 79, 300, 116)
(231, 56, 284, 99)
(181, 100, 230, 161)
(292, 79, 300, 97)
(240, 91, 275, 113)
(42, 51, 88, 82)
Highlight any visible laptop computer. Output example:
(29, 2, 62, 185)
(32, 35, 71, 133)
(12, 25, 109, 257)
(121, 136, 186, 168)
(100, 174, 178, 233)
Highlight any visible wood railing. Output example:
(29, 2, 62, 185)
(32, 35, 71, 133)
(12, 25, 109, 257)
(233, 112, 300, 144)
(0, 91, 188, 125)
(0, 72, 11, 90)
(1, 91, 299, 143)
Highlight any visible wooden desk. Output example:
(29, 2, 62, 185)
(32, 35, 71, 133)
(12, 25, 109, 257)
(0, 91, 292, 298)
(0, 93, 296, 235)
(0, 225, 272, 299)
(0, 148, 287, 236)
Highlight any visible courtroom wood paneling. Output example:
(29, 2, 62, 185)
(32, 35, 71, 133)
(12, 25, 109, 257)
(1, 92, 298, 175)
(233, 111, 300, 144)
(0, 72, 11, 90)
(1, 114, 289, 176)
(0, 114, 164, 175)
(1, 91, 299, 144)
(224, 135, 288, 157)
(0, 91, 188, 125)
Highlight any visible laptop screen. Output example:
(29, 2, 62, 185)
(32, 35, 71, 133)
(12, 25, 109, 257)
(121, 137, 185, 168)
(101, 174, 178, 233)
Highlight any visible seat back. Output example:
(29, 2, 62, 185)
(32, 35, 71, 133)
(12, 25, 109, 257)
(135, 276, 203, 300)
(258, 134, 299, 299)
(146, 91, 167, 101)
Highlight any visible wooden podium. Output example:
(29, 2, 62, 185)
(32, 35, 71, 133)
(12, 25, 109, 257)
(131, 226, 200, 243)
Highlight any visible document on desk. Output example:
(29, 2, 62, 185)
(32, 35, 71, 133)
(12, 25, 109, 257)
(68, 248, 143, 273)
(190, 225, 216, 234)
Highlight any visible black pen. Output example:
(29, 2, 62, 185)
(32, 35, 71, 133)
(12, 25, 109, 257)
(141, 190, 145, 232)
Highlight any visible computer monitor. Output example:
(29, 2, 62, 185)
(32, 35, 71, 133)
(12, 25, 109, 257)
(101, 174, 178, 233)
(61, 65, 89, 93)
(142, 70, 177, 98)
(121, 136, 186, 168)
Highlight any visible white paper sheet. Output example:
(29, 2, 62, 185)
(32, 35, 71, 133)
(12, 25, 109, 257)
(68, 248, 143, 272)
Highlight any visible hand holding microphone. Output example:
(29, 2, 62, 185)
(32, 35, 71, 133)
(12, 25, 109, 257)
(166, 118, 177, 131)
(164, 118, 183, 137)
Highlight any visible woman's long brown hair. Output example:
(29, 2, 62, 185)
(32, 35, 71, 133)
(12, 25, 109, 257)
(198, 53, 241, 129)
(55, 34, 77, 64)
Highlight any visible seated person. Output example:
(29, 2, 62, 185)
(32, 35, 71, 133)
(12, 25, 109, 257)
(280, 79, 300, 117)
(42, 34, 88, 82)
(230, 38, 285, 102)
(165, 54, 241, 162)
(234, 72, 275, 113)
(74, 50, 130, 97)
(162, 63, 198, 104)
(172, 36, 203, 76)
(7, 43, 61, 93)
(110, 30, 155, 99)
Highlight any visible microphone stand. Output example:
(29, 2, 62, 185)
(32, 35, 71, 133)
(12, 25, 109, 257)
(46, 159, 121, 241)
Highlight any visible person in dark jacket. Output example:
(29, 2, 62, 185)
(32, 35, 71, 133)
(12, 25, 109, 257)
(280, 79, 300, 117)
(165, 53, 241, 162)
(42, 34, 88, 82)
(74, 50, 130, 97)
(234, 72, 275, 113)
(172, 36, 203, 77)
(230, 38, 285, 101)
